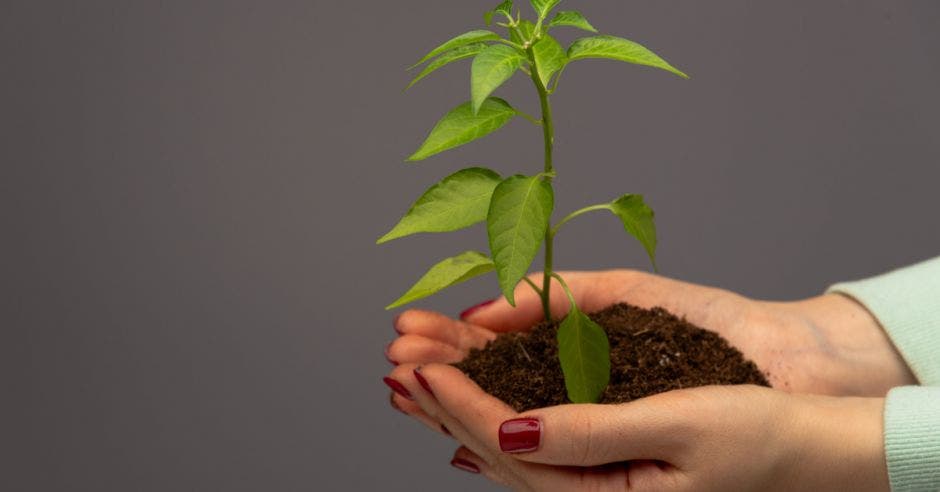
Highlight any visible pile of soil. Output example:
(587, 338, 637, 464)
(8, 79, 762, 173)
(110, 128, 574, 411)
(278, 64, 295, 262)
(455, 303, 769, 412)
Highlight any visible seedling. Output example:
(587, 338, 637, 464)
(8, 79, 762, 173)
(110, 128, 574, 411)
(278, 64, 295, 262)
(379, 0, 687, 403)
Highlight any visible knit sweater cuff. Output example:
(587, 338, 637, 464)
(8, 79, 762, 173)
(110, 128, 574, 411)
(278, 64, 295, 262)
(883, 386, 940, 491)
(827, 256, 940, 386)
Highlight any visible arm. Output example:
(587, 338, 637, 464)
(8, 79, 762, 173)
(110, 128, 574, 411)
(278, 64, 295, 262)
(827, 256, 940, 491)
(827, 256, 940, 386)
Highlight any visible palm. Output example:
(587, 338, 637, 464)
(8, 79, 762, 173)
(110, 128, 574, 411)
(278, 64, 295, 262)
(389, 270, 912, 397)
(385, 271, 901, 491)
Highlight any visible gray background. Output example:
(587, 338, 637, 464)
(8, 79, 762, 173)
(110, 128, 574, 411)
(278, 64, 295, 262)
(4, 1, 938, 490)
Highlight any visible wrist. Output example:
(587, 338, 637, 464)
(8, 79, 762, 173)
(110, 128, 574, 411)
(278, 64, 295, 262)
(783, 394, 889, 492)
(789, 294, 916, 393)
(795, 294, 885, 348)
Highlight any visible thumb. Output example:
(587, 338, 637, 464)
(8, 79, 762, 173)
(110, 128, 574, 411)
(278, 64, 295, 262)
(461, 272, 589, 333)
(496, 397, 684, 467)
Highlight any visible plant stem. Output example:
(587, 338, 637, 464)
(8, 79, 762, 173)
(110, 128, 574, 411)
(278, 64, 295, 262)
(526, 47, 555, 322)
(550, 272, 577, 310)
(548, 63, 567, 94)
(531, 72, 555, 177)
(550, 204, 610, 237)
(515, 110, 543, 126)
(496, 38, 525, 51)
(522, 277, 543, 296)
(541, 231, 554, 321)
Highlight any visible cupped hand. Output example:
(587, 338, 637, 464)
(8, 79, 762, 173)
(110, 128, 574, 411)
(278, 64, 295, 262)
(386, 362, 888, 492)
(387, 270, 915, 397)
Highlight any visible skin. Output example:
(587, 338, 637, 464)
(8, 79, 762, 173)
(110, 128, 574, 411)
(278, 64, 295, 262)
(385, 270, 916, 491)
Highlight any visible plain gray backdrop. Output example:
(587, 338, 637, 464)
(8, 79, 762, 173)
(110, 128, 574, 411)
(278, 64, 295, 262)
(4, 1, 939, 490)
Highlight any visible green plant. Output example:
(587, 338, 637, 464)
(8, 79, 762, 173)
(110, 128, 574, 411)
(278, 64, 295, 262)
(378, 0, 687, 403)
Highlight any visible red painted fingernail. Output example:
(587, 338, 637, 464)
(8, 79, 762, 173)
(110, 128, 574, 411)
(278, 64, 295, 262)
(499, 418, 541, 453)
(441, 424, 452, 436)
(450, 458, 480, 474)
(389, 393, 406, 414)
(459, 298, 496, 320)
(393, 313, 404, 335)
(383, 377, 413, 400)
(413, 367, 434, 396)
(385, 343, 399, 366)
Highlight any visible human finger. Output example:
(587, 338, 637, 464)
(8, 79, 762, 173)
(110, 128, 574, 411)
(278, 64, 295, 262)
(411, 363, 519, 450)
(450, 446, 513, 487)
(387, 334, 466, 365)
(496, 396, 687, 467)
(394, 309, 496, 349)
(388, 391, 451, 437)
(462, 270, 659, 332)
(460, 271, 606, 332)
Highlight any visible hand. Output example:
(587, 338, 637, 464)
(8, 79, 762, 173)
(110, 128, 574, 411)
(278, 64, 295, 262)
(386, 363, 889, 492)
(388, 270, 915, 397)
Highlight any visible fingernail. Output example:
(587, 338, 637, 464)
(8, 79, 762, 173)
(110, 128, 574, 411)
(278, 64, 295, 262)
(413, 367, 434, 396)
(441, 424, 452, 436)
(383, 377, 413, 400)
(393, 313, 404, 335)
(499, 418, 541, 453)
(459, 299, 496, 320)
(389, 393, 406, 414)
(385, 343, 399, 366)
(450, 458, 480, 474)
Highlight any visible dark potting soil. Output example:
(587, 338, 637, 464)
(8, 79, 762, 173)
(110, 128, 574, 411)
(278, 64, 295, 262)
(455, 303, 769, 412)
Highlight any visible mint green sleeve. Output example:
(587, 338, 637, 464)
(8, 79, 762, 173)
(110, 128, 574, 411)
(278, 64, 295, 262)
(827, 256, 940, 491)
(883, 386, 940, 491)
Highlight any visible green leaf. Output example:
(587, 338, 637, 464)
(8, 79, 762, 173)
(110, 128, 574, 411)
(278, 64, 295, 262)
(608, 194, 657, 268)
(530, 0, 561, 20)
(377, 167, 502, 243)
(471, 44, 526, 114)
(557, 305, 610, 403)
(548, 10, 597, 33)
(510, 19, 538, 45)
(567, 35, 689, 79)
(386, 251, 495, 309)
(412, 30, 501, 68)
(408, 98, 517, 161)
(531, 34, 566, 87)
(407, 43, 487, 90)
(487, 175, 554, 306)
(485, 0, 513, 26)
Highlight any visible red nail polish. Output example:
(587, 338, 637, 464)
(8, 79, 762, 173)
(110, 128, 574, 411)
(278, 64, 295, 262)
(385, 343, 399, 366)
(450, 458, 480, 474)
(389, 393, 406, 414)
(459, 299, 496, 320)
(413, 367, 434, 396)
(383, 377, 413, 400)
(499, 418, 541, 453)
(441, 424, 452, 436)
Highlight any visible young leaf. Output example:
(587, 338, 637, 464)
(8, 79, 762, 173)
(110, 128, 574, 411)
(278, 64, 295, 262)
(485, 0, 513, 26)
(548, 10, 597, 33)
(386, 251, 495, 309)
(510, 19, 539, 45)
(412, 30, 501, 68)
(408, 98, 517, 161)
(487, 175, 554, 306)
(407, 43, 487, 90)
(471, 44, 527, 114)
(567, 35, 689, 79)
(531, 34, 566, 87)
(530, 0, 561, 20)
(377, 167, 502, 244)
(608, 194, 657, 267)
(557, 305, 611, 403)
